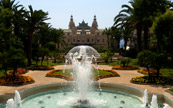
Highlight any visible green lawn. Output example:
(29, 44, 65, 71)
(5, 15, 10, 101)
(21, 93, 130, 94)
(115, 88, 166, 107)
(160, 69, 173, 77)
(52, 69, 115, 77)
(0, 70, 5, 77)
(31, 61, 64, 66)
(98, 59, 139, 66)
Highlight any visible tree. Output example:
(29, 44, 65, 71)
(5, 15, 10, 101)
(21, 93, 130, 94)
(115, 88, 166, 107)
(103, 28, 111, 48)
(25, 5, 49, 66)
(132, 0, 170, 50)
(111, 27, 122, 49)
(7, 37, 26, 77)
(101, 49, 114, 63)
(114, 4, 143, 53)
(137, 50, 154, 78)
(152, 9, 173, 56)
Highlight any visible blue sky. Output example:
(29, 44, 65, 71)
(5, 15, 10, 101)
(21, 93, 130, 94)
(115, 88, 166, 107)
(15, 0, 130, 29)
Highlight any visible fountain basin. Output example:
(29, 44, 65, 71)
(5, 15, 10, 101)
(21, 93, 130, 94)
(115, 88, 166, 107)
(0, 82, 173, 108)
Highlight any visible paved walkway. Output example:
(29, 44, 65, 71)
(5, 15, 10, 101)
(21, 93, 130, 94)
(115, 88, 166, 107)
(0, 65, 172, 98)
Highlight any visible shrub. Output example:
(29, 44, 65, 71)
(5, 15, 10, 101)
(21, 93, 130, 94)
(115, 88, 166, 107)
(46, 69, 73, 81)
(27, 65, 54, 70)
(112, 65, 139, 70)
(8, 68, 28, 75)
(0, 75, 35, 85)
(120, 58, 131, 67)
(138, 69, 162, 76)
(131, 76, 173, 85)
(93, 69, 120, 81)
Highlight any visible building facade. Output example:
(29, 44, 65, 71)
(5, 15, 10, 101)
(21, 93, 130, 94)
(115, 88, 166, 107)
(63, 15, 108, 49)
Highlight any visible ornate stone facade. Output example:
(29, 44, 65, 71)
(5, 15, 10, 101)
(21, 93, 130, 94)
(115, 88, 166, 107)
(63, 15, 108, 49)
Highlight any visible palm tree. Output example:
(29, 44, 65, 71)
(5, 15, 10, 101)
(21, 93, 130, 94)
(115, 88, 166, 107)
(111, 27, 122, 49)
(103, 28, 112, 48)
(114, 4, 139, 51)
(131, 0, 170, 50)
(25, 5, 49, 66)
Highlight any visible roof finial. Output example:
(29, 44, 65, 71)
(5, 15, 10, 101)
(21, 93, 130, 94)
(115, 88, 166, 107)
(94, 15, 96, 20)
(71, 15, 73, 20)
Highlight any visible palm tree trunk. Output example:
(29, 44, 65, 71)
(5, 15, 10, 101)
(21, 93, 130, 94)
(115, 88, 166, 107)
(136, 24, 142, 53)
(28, 31, 34, 66)
(144, 26, 149, 50)
(124, 39, 128, 50)
(107, 35, 110, 48)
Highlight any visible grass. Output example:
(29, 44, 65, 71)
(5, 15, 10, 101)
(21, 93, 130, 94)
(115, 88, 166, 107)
(52, 70, 72, 76)
(169, 89, 173, 92)
(160, 68, 173, 77)
(98, 59, 139, 66)
(51, 69, 115, 78)
(0, 70, 5, 77)
(31, 61, 64, 66)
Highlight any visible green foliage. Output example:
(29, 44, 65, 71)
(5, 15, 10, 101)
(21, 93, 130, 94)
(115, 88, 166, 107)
(138, 50, 167, 78)
(101, 49, 114, 63)
(137, 50, 154, 66)
(123, 49, 137, 58)
(152, 9, 173, 54)
(131, 76, 173, 85)
(120, 58, 131, 67)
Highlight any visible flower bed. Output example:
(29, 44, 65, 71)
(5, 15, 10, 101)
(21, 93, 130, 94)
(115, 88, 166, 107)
(138, 69, 162, 75)
(93, 69, 120, 81)
(46, 69, 73, 81)
(131, 76, 173, 85)
(46, 69, 120, 81)
(8, 69, 28, 75)
(27, 65, 54, 70)
(0, 75, 35, 85)
(112, 65, 139, 70)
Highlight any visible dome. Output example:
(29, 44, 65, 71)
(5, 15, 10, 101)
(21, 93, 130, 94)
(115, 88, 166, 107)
(65, 45, 100, 59)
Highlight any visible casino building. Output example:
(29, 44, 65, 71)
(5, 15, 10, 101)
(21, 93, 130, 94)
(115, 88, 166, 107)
(62, 15, 109, 49)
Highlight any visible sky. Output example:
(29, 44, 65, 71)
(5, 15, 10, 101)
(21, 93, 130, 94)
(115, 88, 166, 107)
(15, 0, 130, 29)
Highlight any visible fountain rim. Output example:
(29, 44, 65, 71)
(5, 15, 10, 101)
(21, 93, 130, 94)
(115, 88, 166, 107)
(0, 82, 172, 107)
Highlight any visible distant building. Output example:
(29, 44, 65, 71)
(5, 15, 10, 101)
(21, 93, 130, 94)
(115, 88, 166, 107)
(62, 15, 109, 49)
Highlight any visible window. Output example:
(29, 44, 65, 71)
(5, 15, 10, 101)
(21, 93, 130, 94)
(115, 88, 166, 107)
(78, 39, 80, 42)
(97, 39, 99, 43)
(86, 32, 90, 35)
(68, 38, 70, 42)
(102, 38, 104, 42)
(77, 32, 81, 35)
(87, 38, 90, 42)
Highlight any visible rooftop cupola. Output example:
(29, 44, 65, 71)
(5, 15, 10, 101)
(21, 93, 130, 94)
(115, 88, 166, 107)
(91, 15, 98, 30)
(69, 15, 75, 29)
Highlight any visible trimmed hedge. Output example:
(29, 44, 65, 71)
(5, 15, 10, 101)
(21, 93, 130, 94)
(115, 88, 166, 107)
(138, 69, 162, 75)
(0, 75, 35, 85)
(46, 69, 73, 81)
(46, 69, 120, 81)
(27, 65, 54, 70)
(93, 69, 120, 81)
(131, 76, 173, 85)
(8, 68, 28, 75)
(112, 65, 139, 70)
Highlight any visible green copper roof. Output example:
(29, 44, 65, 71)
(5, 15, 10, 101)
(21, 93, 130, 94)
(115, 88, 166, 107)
(77, 20, 90, 29)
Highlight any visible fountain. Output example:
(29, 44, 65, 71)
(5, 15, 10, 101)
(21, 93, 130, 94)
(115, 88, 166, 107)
(6, 90, 21, 108)
(142, 89, 149, 107)
(0, 45, 172, 108)
(151, 95, 158, 108)
(163, 104, 170, 108)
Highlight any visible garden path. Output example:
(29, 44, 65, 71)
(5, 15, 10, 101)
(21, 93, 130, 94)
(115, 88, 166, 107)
(0, 65, 172, 100)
